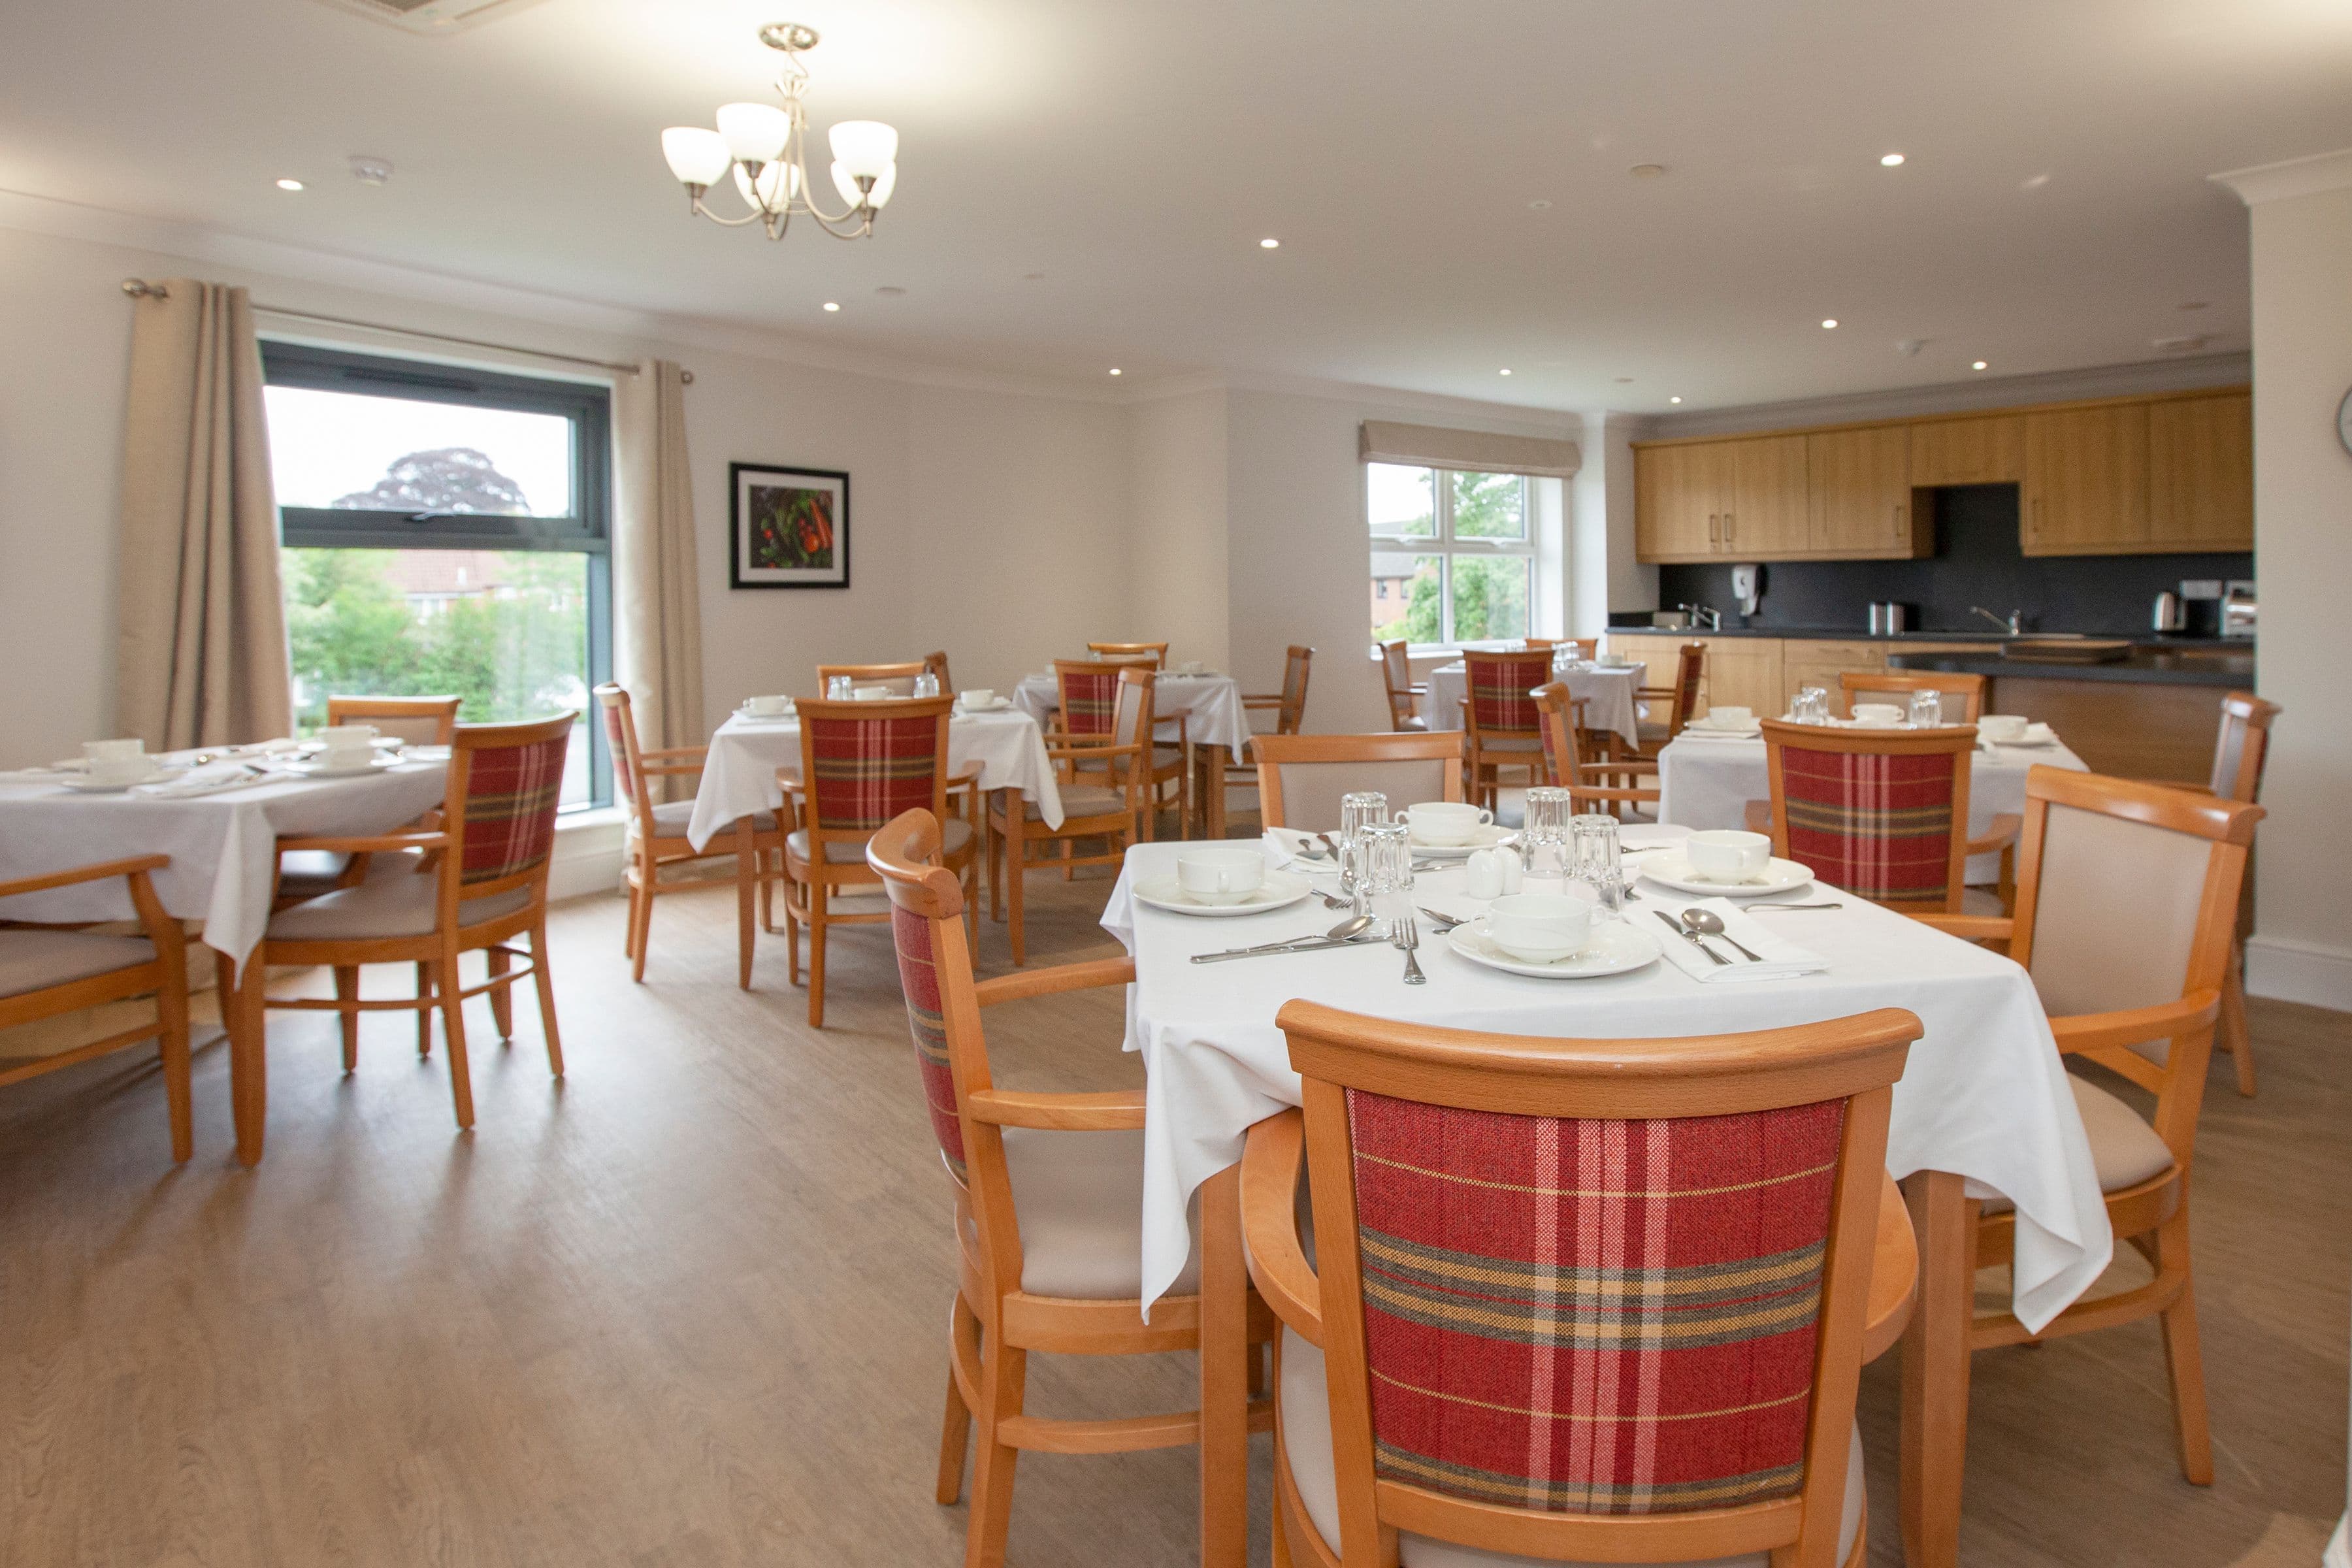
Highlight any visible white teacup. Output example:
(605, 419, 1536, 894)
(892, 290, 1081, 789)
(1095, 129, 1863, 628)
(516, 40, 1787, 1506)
(319, 725, 378, 768)
(1400, 800, 1493, 846)
(744, 694, 792, 717)
(82, 738, 148, 783)
(850, 685, 892, 702)
(960, 688, 996, 709)
(1484, 892, 1594, 963)
(1979, 713, 2029, 744)
(1175, 847, 1267, 906)
(1686, 828, 1772, 883)
(1706, 705, 1754, 729)
(1175, 661, 1206, 676)
(1850, 702, 1904, 728)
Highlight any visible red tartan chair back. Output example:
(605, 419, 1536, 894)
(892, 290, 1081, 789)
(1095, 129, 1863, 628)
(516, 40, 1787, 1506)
(445, 713, 574, 895)
(795, 696, 954, 839)
(1054, 661, 1126, 738)
(1463, 649, 1552, 738)
(1275, 1000, 1916, 1565)
(1762, 719, 1977, 913)
(870, 812, 975, 1186)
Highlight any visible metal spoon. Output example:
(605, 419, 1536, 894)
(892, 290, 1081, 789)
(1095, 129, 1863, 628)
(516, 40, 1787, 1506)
(1743, 902, 1844, 911)
(1681, 907, 1763, 962)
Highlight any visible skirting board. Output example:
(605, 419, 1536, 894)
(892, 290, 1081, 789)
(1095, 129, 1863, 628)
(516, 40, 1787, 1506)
(2246, 933, 2352, 1013)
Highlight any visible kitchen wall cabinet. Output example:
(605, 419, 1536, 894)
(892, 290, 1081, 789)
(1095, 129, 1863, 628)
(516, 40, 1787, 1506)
(2022, 403, 2151, 555)
(2148, 391, 2253, 551)
(1908, 415, 2024, 486)
(1633, 442, 1729, 561)
(1806, 426, 1922, 557)
(1727, 436, 1812, 556)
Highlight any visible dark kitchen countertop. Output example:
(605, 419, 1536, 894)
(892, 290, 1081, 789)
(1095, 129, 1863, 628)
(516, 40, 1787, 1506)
(1606, 623, 2244, 648)
(1886, 646, 2255, 687)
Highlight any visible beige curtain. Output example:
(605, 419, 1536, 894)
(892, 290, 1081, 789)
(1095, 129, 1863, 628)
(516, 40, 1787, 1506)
(613, 359, 705, 793)
(116, 280, 292, 749)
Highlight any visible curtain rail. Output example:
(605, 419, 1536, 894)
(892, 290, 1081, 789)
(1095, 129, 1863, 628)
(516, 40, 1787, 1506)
(120, 279, 691, 382)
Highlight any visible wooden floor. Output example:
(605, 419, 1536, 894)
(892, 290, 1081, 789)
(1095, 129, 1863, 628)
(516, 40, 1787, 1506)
(1, 868, 2345, 1567)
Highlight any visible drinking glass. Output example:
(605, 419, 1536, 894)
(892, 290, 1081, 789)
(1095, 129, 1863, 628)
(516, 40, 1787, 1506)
(1337, 791, 1390, 898)
(1794, 685, 1829, 725)
(913, 671, 940, 698)
(1908, 689, 1944, 728)
(1352, 821, 1414, 931)
(826, 675, 853, 700)
(1570, 814, 1625, 917)
(1520, 785, 1576, 887)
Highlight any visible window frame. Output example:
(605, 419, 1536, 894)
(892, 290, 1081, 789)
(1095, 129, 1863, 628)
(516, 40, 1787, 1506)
(1367, 465, 1537, 649)
(259, 340, 615, 809)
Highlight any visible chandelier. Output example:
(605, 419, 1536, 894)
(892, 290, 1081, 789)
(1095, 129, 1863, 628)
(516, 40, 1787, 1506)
(659, 23, 898, 242)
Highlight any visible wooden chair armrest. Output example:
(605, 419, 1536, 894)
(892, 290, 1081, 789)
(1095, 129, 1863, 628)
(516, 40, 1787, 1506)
(2048, 990, 2221, 1056)
(1241, 694, 1284, 709)
(947, 767, 982, 789)
(1864, 1170, 1916, 1362)
(964, 1088, 1146, 1131)
(1043, 740, 1146, 765)
(1909, 913, 2014, 949)
(1240, 1109, 1322, 1345)
(638, 761, 705, 777)
(1743, 799, 1772, 833)
(1964, 813, 2021, 857)
(274, 832, 451, 856)
(0, 853, 172, 901)
(973, 956, 1136, 1007)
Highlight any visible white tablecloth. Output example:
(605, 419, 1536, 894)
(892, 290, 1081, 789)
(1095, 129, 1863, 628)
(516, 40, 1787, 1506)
(685, 708, 1066, 849)
(0, 761, 449, 966)
(1100, 840, 2112, 1334)
(1013, 672, 1251, 762)
(1657, 730, 2089, 883)
(1424, 661, 1642, 747)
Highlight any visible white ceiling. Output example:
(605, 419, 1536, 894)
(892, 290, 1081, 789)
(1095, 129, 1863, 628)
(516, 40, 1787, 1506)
(4, 0, 2350, 409)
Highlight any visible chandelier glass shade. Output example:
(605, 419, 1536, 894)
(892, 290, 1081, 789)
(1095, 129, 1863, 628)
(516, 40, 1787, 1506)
(661, 24, 897, 242)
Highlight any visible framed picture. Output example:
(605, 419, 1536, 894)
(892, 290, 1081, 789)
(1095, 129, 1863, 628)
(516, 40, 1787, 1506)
(730, 463, 850, 589)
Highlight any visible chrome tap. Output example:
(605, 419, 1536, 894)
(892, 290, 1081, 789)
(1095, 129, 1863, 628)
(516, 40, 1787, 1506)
(1970, 606, 2023, 636)
(1680, 602, 1722, 631)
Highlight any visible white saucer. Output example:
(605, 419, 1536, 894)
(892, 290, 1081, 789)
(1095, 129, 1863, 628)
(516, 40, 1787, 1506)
(58, 768, 178, 793)
(1982, 722, 2058, 748)
(955, 696, 1014, 713)
(1447, 918, 1662, 979)
(289, 755, 402, 778)
(1407, 823, 1510, 859)
(1684, 717, 1762, 738)
(1639, 854, 1815, 898)
(737, 702, 797, 721)
(1132, 869, 1312, 916)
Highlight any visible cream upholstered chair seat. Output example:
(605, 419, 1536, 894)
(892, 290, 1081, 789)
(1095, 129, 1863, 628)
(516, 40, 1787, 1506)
(0, 931, 159, 996)
(1024, 784, 1125, 819)
(789, 817, 972, 864)
(1475, 732, 1544, 753)
(1980, 1076, 2174, 1215)
(649, 799, 777, 836)
(958, 1127, 1203, 1298)
(267, 864, 533, 939)
(1276, 1328, 1867, 1568)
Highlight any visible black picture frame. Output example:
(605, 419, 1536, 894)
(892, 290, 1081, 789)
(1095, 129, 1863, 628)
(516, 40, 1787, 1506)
(729, 462, 851, 589)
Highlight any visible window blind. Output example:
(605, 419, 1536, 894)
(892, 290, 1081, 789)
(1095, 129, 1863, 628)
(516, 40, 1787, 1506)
(1358, 419, 1580, 478)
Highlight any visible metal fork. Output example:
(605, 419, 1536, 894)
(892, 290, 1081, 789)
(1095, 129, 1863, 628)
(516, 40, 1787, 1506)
(1394, 918, 1426, 985)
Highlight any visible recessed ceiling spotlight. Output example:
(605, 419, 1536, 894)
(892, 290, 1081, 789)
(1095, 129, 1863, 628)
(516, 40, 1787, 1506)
(1109, 367, 1122, 376)
(1821, 318, 1839, 329)
(1880, 153, 1905, 167)
(275, 178, 304, 191)
(1499, 368, 1512, 376)
(1629, 163, 1666, 178)
(2019, 173, 2051, 191)
(1260, 237, 1280, 249)
(1669, 396, 1684, 404)
(822, 301, 841, 312)
(1972, 361, 1989, 370)
(1527, 199, 1552, 210)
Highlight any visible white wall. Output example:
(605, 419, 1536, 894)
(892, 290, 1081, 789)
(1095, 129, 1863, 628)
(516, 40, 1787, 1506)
(0, 221, 1134, 767)
(1126, 389, 1231, 670)
(2224, 156, 2352, 1008)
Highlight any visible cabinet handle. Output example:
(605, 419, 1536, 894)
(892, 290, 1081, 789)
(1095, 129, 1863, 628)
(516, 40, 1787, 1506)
(1724, 512, 1736, 546)
(1708, 514, 1720, 544)
(1893, 502, 1903, 537)
(2030, 498, 2042, 539)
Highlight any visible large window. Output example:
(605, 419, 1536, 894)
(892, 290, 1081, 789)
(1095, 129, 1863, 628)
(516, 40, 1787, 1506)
(1368, 463, 1533, 647)
(261, 342, 612, 809)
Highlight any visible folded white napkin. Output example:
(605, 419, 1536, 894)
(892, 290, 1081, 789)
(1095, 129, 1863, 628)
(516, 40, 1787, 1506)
(1617, 823, 1691, 854)
(1676, 727, 1761, 742)
(133, 762, 278, 799)
(1260, 826, 1336, 871)
(1652, 897, 1827, 984)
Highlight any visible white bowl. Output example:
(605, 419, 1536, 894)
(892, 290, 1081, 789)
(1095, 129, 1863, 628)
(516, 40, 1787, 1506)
(1401, 801, 1493, 847)
(1484, 892, 1595, 963)
(1175, 848, 1267, 906)
(1686, 828, 1772, 882)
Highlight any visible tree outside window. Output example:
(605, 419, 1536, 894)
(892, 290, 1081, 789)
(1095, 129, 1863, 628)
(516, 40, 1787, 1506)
(1369, 465, 1533, 647)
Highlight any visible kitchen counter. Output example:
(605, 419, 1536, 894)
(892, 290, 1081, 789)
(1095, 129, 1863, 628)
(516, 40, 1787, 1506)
(1887, 646, 2254, 688)
(1609, 622, 2241, 649)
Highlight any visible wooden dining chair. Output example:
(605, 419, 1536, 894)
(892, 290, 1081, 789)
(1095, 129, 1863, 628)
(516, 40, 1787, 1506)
(816, 659, 930, 695)
(0, 854, 191, 1162)
(2162, 691, 2279, 1096)
(1629, 641, 1706, 758)
(1086, 640, 1168, 668)
(923, 649, 955, 694)
(276, 694, 465, 905)
(1914, 767, 2263, 1486)
(1458, 648, 1554, 811)
(988, 666, 1154, 966)
(1243, 998, 1921, 1568)
(229, 714, 572, 1162)
(1249, 732, 1463, 830)
(596, 683, 785, 990)
(1521, 678, 1658, 822)
(1243, 644, 1314, 736)
(1377, 640, 1428, 732)
(1838, 670, 1987, 724)
(866, 809, 1271, 1568)
(778, 694, 973, 1026)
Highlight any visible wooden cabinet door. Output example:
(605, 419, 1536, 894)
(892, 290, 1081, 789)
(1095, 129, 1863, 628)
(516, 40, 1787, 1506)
(1806, 427, 1916, 556)
(1910, 416, 2024, 486)
(1778, 640, 1884, 717)
(1693, 638, 1784, 719)
(2023, 404, 2150, 555)
(1635, 444, 1729, 560)
(1724, 436, 1810, 557)
(2149, 393, 2253, 550)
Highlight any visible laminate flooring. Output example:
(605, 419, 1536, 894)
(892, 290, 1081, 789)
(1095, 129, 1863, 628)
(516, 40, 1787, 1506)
(1, 869, 2344, 1567)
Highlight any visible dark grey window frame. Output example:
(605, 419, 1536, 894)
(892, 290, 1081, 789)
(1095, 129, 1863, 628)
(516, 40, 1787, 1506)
(260, 340, 614, 809)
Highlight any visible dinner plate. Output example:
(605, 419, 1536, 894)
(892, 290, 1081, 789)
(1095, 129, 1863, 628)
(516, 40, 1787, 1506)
(1682, 718, 1762, 738)
(57, 768, 179, 793)
(288, 755, 403, 778)
(1132, 869, 1312, 917)
(1983, 722, 2059, 748)
(1446, 918, 1662, 979)
(1638, 853, 1815, 898)
(955, 696, 1014, 713)
(736, 702, 797, 721)
(1407, 823, 1511, 859)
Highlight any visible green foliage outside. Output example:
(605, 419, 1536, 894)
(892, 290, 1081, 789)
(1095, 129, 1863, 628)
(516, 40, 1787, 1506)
(1450, 471, 1526, 540)
(1371, 471, 1530, 645)
(283, 547, 587, 732)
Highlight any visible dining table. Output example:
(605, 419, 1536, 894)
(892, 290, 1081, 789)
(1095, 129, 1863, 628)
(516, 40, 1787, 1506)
(1657, 723, 2091, 881)
(684, 703, 1067, 850)
(1012, 668, 1253, 836)
(1422, 658, 1644, 748)
(1098, 830, 2113, 1568)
